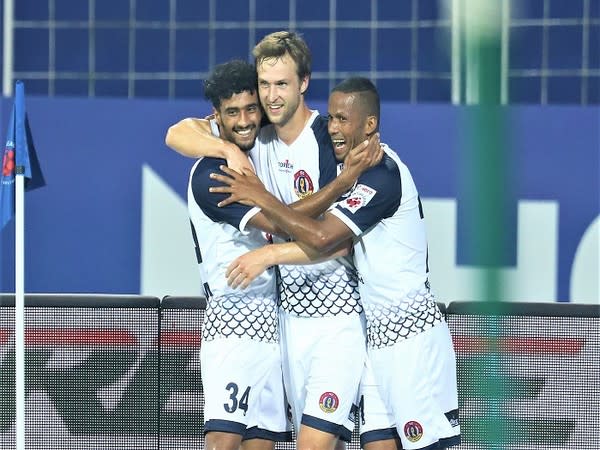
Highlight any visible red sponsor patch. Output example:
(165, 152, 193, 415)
(340, 184, 376, 213)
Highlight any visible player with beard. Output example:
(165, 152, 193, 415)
(167, 32, 384, 450)
(209, 77, 462, 450)
(186, 60, 291, 450)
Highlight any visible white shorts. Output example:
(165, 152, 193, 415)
(279, 310, 366, 442)
(356, 355, 399, 447)
(201, 337, 292, 441)
(367, 321, 461, 450)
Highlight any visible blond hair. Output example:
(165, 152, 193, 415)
(252, 30, 312, 81)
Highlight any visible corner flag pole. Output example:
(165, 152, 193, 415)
(1, 79, 44, 450)
(15, 162, 25, 450)
(14, 80, 26, 450)
(2, 80, 46, 450)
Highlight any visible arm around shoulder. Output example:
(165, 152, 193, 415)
(165, 117, 237, 159)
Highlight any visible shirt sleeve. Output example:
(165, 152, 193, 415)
(329, 155, 401, 236)
(190, 158, 255, 230)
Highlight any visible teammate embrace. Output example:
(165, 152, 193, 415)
(166, 30, 461, 450)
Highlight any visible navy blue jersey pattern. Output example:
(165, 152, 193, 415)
(191, 157, 254, 227)
(188, 157, 279, 343)
(314, 115, 338, 188)
(330, 145, 442, 348)
(336, 154, 402, 232)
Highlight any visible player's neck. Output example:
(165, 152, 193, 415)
(274, 101, 312, 146)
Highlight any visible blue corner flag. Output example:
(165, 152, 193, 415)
(0, 81, 45, 230)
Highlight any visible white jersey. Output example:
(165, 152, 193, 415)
(246, 110, 362, 318)
(329, 144, 443, 348)
(188, 156, 278, 343)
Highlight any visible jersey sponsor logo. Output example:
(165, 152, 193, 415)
(294, 170, 314, 199)
(340, 184, 377, 214)
(404, 420, 423, 442)
(318, 391, 339, 413)
(278, 159, 294, 172)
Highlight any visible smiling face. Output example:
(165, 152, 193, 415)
(328, 91, 372, 161)
(214, 90, 262, 152)
(256, 53, 308, 128)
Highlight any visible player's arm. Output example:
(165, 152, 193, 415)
(288, 134, 381, 218)
(226, 240, 351, 289)
(211, 167, 353, 253)
(209, 168, 353, 251)
(215, 171, 352, 238)
(244, 210, 288, 237)
(215, 133, 382, 220)
(165, 117, 252, 172)
(259, 196, 352, 253)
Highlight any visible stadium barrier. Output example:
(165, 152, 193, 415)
(0, 294, 598, 450)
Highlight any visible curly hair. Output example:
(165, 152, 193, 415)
(204, 59, 258, 109)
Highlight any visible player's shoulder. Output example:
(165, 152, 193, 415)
(371, 144, 401, 174)
(191, 157, 226, 182)
(308, 111, 329, 137)
(379, 143, 415, 175)
(358, 145, 403, 191)
(305, 111, 334, 156)
(375, 144, 421, 197)
(310, 111, 328, 128)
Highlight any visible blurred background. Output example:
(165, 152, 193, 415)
(0, 2, 598, 449)
(0, 0, 598, 303)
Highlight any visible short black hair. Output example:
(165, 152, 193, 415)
(332, 77, 380, 123)
(204, 60, 258, 109)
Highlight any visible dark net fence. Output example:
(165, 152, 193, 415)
(0, 295, 598, 449)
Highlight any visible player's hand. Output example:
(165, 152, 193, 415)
(195, 114, 254, 174)
(342, 132, 382, 179)
(209, 165, 266, 207)
(225, 249, 269, 289)
(224, 143, 256, 175)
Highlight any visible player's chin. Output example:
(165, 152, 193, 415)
(234, 137, 257, 152)
(237, 143, 255, 152)
(334, 146, 348, 161)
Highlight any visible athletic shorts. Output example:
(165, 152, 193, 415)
(367, 321, 461, 450)
(201, 337, 292, 441)
(357, 355, 399, 447)
(279, 310, 366, 442)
